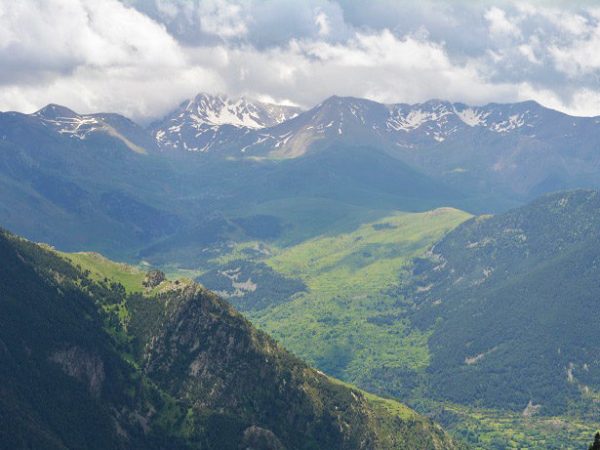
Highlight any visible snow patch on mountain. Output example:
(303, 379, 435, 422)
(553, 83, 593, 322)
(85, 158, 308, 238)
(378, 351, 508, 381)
(387, 109, 429, 131)
(455, 107, 490, 127)
(490, 113, 527, 133)
(33, 104, 151, 153)
(386, 102, 455, 133)
(42, 116, 102, 140)
(35, 105, 102, 140)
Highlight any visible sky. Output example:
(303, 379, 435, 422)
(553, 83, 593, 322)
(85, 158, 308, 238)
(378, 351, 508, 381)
(2, 0, 600, 122)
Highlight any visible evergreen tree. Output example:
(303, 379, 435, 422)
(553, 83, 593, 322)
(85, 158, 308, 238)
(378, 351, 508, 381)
(589, 432, 600, 450)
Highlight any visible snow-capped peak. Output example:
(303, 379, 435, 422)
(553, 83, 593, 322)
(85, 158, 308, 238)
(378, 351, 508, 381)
(178, 93, 301, 129)
(34, 104, 102, 140)
(151, 93, 302, 152)
(31, 104, 152, 153)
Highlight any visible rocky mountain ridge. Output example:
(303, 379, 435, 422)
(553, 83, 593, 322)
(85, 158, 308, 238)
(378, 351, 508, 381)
(0, 228, 462, 449)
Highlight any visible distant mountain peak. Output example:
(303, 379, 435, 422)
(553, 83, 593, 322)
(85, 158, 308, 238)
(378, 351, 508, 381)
(178, 92, 302, 129)
(151, 92, 302, 152)
(34, 104, 103, 140)
(34, 103, 80, 120)
(29, 104, 155, 153)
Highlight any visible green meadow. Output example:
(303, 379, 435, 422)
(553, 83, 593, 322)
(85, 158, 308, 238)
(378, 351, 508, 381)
(246, 208, 471, 382)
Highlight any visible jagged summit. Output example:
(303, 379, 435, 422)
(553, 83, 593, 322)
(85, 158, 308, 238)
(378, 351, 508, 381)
(150, 92, 302, 152)
(182, 93, 301, 128)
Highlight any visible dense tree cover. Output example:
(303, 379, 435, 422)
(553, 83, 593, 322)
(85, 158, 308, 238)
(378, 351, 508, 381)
(405, 190, 600, 415)
(197, 260, 306, 311)
(0, 232, 177, 449)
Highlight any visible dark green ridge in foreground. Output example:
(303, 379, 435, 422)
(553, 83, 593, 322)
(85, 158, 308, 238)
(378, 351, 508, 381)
(0, 229, 462, 450)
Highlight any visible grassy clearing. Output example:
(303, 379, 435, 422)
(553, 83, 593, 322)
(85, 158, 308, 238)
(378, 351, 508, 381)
(61, 251, 147, 293)
(267, 207, 469, 296)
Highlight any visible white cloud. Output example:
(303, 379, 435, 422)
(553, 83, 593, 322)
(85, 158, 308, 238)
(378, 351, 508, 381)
(518, 42, 540, 64)
(314, 9, 330, 36)
(549, 24, 600, 77)
(2, 0, 600, 121)
(154, 0, 180, 19)
(202, 30, 519, 109)
(0, 0, 223, 120)
(516, 82, 600, 117)
(485, 6, 522, 39)
(197, 0, 248, 39)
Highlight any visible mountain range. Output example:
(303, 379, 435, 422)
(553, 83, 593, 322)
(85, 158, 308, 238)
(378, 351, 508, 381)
(7, 92, 600, 204)
(3, 92, 600, 264)
(155, 94, 600, 203)
(148, 94, 600, 202)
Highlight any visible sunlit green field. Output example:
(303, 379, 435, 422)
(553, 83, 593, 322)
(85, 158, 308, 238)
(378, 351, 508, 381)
(246, 208, 471, 381)
(61, 251, 147, 293)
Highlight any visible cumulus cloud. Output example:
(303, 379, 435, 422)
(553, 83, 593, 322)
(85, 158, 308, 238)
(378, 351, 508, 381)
(549, 23, 600, 77)
(197, 0, 249, 39)
(485, 6, 522, 39)
(0, 0, 225, 119)
(314, 10, 331, 37)
(1, 0, 600, 121)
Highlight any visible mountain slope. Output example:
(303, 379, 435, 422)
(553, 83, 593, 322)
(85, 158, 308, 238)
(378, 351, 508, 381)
(0, 232, 170, 449)
(406, 190, 600, 416)
(33, 104, 159, 153)
(0, 106, 183, 255)
(199, 190, 600, 448)
(0, 228, 461, 449)
(135, 143, 469, 266)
